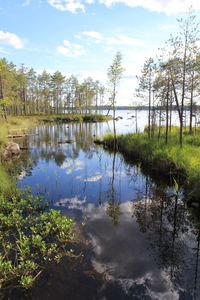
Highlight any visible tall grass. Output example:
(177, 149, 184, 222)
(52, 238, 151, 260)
(103, 129, 200, 186)
(0, 165, 15, 195)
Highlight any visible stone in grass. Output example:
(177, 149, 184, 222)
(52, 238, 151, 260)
(2, 142, 21, 160)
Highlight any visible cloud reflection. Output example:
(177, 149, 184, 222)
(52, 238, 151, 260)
(82, 201, 183, 299)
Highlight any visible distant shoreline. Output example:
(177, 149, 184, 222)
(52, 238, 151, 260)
(90, 105, 198, 111)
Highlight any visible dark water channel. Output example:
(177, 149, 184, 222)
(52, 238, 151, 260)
(14, 114, 200, 300)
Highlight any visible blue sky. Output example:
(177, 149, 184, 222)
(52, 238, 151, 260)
(0, 0, 200, 105)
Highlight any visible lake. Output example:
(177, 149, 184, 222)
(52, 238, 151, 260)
(15, 110, 200, 300)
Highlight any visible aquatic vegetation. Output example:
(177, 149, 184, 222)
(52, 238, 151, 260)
(0, 167, 76, 292)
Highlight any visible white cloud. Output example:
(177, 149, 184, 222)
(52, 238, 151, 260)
(57, 39, 84, 57)
(82, 31, 104, 43)
(99, 0, 200, 15)
(54, 196, 86, 209)
(47, 0, 200, 15)
(22, 0, 31, 7)
(74, 34, 82, 39)
(106, 35, 146, 46)
(0, 30, 24, 49)
(160, 23, 177, 31)
(61, 159, 85, 171)
(78, 31, 146, 48)
(48, 0, 85, 13)
(83, 174, 102, 182)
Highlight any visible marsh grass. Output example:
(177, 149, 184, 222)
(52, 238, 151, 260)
(0, 165, 15, 195)
(103, 128, 200, 186)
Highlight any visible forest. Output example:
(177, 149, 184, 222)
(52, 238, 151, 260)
(0, 60, 105, 116)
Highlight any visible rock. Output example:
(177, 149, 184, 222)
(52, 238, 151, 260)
(94, 139, 105, 145)
(2, 142, 21, 160)
(58, 140, 74, 144)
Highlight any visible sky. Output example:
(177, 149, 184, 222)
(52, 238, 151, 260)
(0, 0, 200, 106)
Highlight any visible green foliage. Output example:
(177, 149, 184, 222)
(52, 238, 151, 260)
(107, 51, 124, 108)
(43, 113, 111, 123)
(0, 58, 106, 116)
(0, 188, 76, 290)
(0, 166, 14, 195)
(103, 130, 200, 187)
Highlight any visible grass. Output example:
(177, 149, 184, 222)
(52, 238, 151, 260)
(0, 113, 111, 146)
(103, 128, 200, 199)
(0, 165, 15, 195)
(0, 116, 40, 146)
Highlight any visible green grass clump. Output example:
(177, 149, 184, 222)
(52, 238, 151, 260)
(0, 165, 15, 195)
(103, 130, 200, 190)
(104, 132, 156, 161)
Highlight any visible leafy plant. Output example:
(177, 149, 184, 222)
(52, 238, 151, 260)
(0, 189, 76, 291)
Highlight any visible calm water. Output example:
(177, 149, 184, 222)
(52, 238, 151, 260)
(15, 111, 200, 300)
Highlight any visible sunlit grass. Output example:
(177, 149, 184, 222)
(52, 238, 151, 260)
(103, 128, 200, 185)
(0, 164, 15, 195)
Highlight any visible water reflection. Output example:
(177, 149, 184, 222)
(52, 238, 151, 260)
(82, 198, 199, 299)
(17, 122, 154, 206)
(14, 113, 200, 299)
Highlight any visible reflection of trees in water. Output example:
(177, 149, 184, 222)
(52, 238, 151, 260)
(18, 123, 100, 170)
(96, 150, 103, 205)
(106, 134, 122, 226)
(193, 228, 200, 300)
(133, 185, 200, 297)
(188, 209, 200, 300)
(106, 202, 121, 226)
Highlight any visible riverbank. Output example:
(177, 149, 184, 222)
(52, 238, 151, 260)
(0, 113, 111, 146)
(102, 130, 200, 201)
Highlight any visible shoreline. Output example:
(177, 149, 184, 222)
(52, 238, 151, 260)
(0, 113, 112, 146)
(102, 132, 200, 203)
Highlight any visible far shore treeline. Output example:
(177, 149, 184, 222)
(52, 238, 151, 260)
(0, 61, 105, 116)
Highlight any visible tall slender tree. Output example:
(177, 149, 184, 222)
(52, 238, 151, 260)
(107, 51, 124, 141)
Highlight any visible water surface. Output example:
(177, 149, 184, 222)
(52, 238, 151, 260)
(15, 111, 200, 300)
